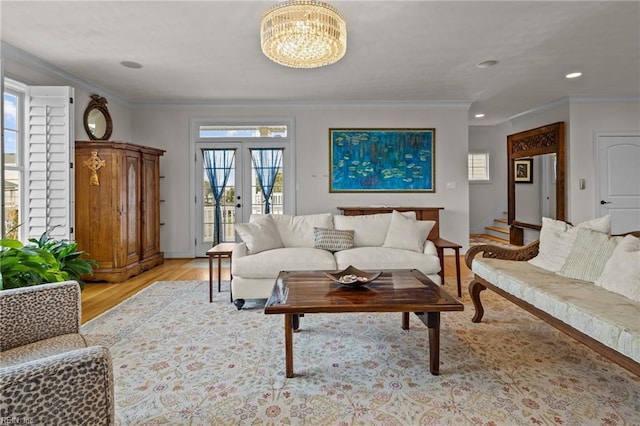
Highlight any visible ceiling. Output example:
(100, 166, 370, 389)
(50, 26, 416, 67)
(2, 1, 639, 125)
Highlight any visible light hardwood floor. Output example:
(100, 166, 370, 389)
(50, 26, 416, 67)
(81, 256, 472, 324)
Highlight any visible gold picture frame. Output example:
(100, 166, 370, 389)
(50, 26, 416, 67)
(514, 158, 533, 184)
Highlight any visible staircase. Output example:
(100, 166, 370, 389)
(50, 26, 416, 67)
(472, 211, 510, 244)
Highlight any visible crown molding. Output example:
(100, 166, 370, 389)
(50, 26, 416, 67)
(567, 95, 640, 104)
(507, 97, 569, 121)
(508, 95, 640, 122)
(131, 99, 472, 110)
(1, 42, 131, 107)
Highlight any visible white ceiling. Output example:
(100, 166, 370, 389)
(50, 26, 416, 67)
(2, 1, 639, 125)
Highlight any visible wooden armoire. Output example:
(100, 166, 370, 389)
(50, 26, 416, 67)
(75, 141, 165, 282)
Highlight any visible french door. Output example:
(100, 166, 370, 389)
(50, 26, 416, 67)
(194, 141, 289, 257)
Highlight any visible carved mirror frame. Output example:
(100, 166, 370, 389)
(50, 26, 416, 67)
(83, 94, 113, 141)
(507, 122, 565, 244)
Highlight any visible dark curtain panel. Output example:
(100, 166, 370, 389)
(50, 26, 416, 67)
(203, 149, 235, 245)
(251, 149, 283, 214)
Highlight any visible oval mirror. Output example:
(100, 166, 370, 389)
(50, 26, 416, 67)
(83, 94, 113, 140)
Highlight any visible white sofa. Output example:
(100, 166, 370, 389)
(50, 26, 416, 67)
(464, 217, 640, 376)
(231, 210, 442, 309)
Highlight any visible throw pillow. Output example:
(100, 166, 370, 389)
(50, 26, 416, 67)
(558, 228, 620, 282)
(528, 215, 611, 272)
(235, 215, 283, 254)
(313, 227, 354, 252)
(382, 210, 435, 253)
(595, 234, 640, 301)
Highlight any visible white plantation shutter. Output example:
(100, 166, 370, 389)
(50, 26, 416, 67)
(25, 86, 74, 241)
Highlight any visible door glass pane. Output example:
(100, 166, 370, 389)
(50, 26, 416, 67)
(251, 149, 284, 215)
(202, 149, 237, 244)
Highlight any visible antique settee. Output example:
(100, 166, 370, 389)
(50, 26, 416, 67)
(465, 216, 640, 376)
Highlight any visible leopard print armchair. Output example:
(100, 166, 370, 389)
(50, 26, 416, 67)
(0, 281, 114, 425)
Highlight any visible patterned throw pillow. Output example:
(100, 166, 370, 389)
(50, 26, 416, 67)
(314, 228, 354, 252)
(528, 215, 611, 272)
(558, 227, 620, 282)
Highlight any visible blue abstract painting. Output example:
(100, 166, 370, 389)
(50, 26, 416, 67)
(329, 129, 435, 192)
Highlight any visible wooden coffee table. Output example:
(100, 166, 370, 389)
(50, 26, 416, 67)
(264, 269, 464, 378)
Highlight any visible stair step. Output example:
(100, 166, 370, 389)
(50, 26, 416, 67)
(494, 218, 508, 224)
(485, 225, 509, 235)
(480, 234, 511, 244)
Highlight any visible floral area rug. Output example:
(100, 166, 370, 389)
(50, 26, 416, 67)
(81, 279, 640, 425)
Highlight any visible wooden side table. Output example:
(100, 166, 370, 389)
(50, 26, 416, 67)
(432, 238, 462, 297)
(206, 243, 237, 303)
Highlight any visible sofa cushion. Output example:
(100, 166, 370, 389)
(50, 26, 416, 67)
(595, 234, 640, 301)
(314, 227, 354, 252)
(383, 210, 435, 253)
(232, 247, 337, 278)
(334, 212, 416, 247)
(235, 215, 283, 254)
(558, 228, 620, 282)
(253, 213, 334, 248)
(473, 257, 640, 364)
(528, 215, 611, 272)
(334, 246, 441, 278)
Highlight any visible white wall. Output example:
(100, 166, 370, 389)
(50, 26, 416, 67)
(2, 52, 134, 141)
(132, 104, 471, 257)
(468, 98, 640, 240)
(468, 123, 510, 234)
(567, 99, 640, 224)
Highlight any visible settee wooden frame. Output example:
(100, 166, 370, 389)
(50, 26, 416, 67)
(465, 234, 640, 377)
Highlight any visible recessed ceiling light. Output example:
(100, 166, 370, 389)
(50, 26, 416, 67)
(565, 72, 582, 79)
(475, 113, 485, 118)
(121, 61, 143, 69)
(476, 60, 498, 69)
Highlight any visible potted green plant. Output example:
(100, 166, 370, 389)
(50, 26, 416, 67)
(0, 227, 96, 290)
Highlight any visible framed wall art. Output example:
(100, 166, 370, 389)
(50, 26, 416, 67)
(514, 158, 533, 183)
(329, 128, 435, 192)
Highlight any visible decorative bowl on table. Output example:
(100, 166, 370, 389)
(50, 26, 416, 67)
(324, 265, 382, 287)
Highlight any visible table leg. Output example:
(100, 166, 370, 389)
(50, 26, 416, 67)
(437, 248, 445, 285)
(208, 255, 214, 303)
(217, 256, 222, 292)
(454, 248, 461, 297)
(402, 312, 409, 330)
(229, 256, 233, 303)
(427, 312, 441, 375)
(285, 314, 294, 378)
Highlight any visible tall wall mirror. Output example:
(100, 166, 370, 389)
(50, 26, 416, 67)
(83, 94, 113, 140)
(507, 122, 565, 245)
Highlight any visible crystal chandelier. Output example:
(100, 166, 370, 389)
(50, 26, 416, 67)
(261, 0, 347, 69)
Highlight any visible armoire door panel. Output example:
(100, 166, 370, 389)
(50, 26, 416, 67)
(124, 153, 141, 264)
(141, 153, 160, 259)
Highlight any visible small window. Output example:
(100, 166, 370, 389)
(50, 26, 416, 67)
(199, 125, 287, 138)
(468, 153, 490, 182)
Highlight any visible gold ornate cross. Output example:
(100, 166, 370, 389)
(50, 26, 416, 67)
(83, 151, 106, 186)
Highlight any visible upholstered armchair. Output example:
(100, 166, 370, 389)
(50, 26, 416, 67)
(0, 281, 114, 424)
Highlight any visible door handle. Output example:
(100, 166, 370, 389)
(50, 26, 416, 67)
(600, 200, 611, 205)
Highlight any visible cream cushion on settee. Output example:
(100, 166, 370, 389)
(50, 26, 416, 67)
(231, 211, 441, 308)
(472, 258, 640, 364)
